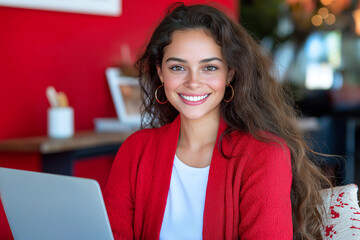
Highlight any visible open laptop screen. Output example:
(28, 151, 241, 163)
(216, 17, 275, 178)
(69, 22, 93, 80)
(0, 167, 114, 240)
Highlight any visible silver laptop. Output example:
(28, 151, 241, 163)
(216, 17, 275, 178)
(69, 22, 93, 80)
(0, 167, 114, 240)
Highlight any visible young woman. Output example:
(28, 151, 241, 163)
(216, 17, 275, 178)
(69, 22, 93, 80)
(104, 3, 330, 239)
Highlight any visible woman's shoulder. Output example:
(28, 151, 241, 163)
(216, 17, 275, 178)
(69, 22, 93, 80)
(228, 130, 292, 172)
(228, 130, 290, 155)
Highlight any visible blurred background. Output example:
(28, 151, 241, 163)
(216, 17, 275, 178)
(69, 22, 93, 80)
(0, 0, 360, 238)
(241, 0, 360, 188)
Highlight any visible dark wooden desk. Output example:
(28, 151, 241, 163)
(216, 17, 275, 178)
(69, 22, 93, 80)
(0, 131, 134, 175)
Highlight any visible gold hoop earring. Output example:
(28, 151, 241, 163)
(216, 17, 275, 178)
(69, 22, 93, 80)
(155, 84, 168, 104)
(223, 84, 234, 102)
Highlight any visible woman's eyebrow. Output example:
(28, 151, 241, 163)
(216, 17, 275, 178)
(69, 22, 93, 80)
(165, 57, 222, 63)
(165, 57, 187, 63)
(199, 57, 222, 63)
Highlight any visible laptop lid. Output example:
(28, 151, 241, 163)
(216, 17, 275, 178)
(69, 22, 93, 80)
(0, 167, 114, 240)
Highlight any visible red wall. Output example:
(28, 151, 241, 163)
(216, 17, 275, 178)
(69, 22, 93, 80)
(0, 0, 237, 238)
(0, 0, 237, 140)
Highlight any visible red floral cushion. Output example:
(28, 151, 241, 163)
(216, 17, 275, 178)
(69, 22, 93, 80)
(320, 184, 360, 239)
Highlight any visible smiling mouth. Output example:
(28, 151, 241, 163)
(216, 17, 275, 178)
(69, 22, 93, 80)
(179, 94, 210, 102)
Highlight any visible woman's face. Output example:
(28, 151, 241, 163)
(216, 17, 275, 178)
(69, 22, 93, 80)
(157, 29, 234, 122)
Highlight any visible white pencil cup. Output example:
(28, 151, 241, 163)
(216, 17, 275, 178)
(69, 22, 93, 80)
(47, 107, 74, 138)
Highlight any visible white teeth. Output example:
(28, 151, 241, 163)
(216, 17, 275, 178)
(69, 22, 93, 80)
(180, 94, 209, 102)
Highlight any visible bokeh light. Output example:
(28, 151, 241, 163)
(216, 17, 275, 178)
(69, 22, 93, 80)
(320, 0, 333, 6)
(318, 7, 329, 18)
(312, 15, 323, 26)
(354, 8, 360, 35)
(325, 14, 336, 25)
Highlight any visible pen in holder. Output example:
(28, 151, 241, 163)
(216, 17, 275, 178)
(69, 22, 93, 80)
(46, 86, 74, 138)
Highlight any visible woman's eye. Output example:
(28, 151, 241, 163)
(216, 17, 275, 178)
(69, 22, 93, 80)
(170, 66, 185, 71)
(203, 66, 218, 71)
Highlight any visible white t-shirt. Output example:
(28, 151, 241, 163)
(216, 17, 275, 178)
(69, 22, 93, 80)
(159, 155, 210, 240)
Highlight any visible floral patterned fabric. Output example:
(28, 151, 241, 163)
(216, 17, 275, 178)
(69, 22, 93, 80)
(320, 184, 360, 239)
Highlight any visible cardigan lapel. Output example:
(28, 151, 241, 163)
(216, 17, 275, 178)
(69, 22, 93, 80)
(145, 116, 181, 239)
(203, 118, 229, 239)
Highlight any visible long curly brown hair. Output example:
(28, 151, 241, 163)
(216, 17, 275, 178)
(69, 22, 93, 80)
(136, 3, 331, 239)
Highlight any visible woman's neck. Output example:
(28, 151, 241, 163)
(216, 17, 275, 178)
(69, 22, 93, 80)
(178, 114, 220, 151)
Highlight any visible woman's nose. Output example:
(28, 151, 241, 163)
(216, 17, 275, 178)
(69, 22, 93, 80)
(184, 72, 202, 88)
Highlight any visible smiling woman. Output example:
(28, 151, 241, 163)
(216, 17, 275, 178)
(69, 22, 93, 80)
(104, 3, 331, 240)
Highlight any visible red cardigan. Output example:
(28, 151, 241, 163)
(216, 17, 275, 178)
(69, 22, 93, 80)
(104, 116, 293, 239)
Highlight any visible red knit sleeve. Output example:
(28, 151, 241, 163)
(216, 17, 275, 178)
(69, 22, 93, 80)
(238, 141, 293, 239)
(103, 134, 139, 240)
